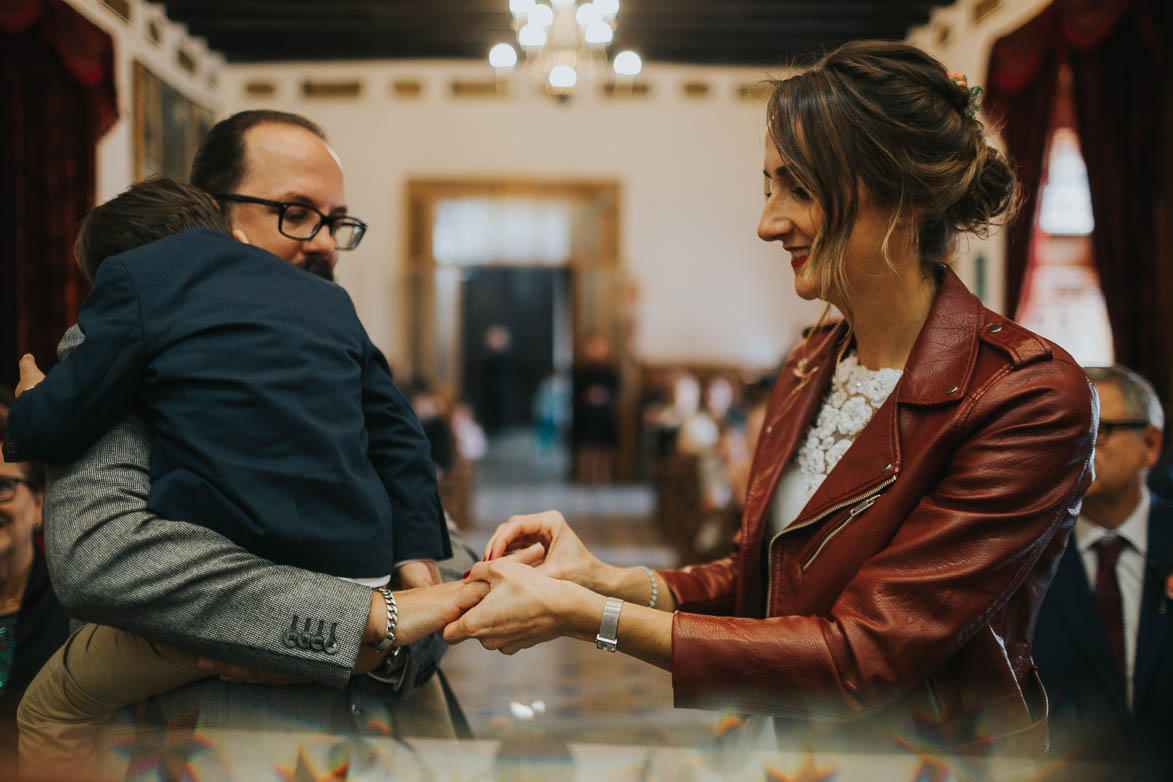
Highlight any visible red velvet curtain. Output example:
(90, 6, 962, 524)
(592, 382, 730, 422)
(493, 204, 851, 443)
(985, 0, 1169, 399)
(1, 0, 117, 392)
(1069, 3, 1168, 405)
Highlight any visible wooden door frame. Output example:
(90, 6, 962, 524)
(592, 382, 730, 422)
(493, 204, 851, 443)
(404, 177, 639, 480)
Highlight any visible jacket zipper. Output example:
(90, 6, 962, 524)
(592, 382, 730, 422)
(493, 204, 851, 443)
(800, 494, 881, 571)
(764, 475, 897, 613)
(924, 676, 943, 722)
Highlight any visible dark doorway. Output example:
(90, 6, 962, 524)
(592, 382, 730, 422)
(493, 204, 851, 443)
(462, 267, 571, 438)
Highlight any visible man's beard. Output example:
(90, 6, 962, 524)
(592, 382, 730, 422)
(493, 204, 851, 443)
(299, 256, 334, 281)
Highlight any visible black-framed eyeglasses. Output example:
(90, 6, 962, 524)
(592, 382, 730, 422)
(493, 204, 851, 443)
(1096, 418, 1150, 443)
(215, 194, 368, 250)
(0, 476, 36, 504)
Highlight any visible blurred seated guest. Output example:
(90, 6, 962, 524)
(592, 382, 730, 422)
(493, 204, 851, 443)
(722, 376, 774, 509)
(451, 401, 487, 463)
(1033, 365, 1172, 778)
(407, 380, 454, 477)
(442, 401, 486, 531)
(572, 335, 619, 484)
(0, 387, 70, 778)
(703, 376, 737, 428)
(637, 368, 677, 472)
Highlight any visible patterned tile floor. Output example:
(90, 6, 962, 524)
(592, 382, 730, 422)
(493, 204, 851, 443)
(442, 431, 716, 747)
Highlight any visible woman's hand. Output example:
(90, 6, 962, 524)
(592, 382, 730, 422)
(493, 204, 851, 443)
(443, 559, 600, 655)
(482, 510, 611, 593)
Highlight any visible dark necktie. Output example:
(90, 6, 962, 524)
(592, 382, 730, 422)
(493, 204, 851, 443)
(1092, 536, 1128, 680)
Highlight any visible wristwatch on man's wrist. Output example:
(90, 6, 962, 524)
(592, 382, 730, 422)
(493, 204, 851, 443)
(595, 597, 623, 652)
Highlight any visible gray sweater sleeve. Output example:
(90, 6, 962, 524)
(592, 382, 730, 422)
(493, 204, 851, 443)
(42, 325, 475, 693)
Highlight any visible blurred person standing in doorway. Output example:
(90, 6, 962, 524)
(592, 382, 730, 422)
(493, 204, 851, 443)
(572, 334, 619, 484)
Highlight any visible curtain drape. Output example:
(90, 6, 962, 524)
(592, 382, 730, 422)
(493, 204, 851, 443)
(1, 0, 117, 391)
(984, 0, 1168, 401)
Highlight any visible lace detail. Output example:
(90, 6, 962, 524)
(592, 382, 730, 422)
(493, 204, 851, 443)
(796, 353, 902, 498)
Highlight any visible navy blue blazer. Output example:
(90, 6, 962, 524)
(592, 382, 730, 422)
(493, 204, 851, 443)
(1032, 492, 1172, 774)
(4, 229, 450, 577)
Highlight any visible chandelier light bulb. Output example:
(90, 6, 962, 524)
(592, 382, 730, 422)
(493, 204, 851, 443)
(584, 20, 613, 45)
(549, 64, 578, 89)
(528, 3, 555, 28)
(518, 23, 547, 47)
(595, 0, 620, 16)
(576, 3, 602, 26)
(509, 0, 535, 18)
(489, 43, 519, 68)
(612, 49, 641, 76)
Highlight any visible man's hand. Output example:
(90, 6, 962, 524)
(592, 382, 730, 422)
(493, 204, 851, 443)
(16, 353, 45, 397)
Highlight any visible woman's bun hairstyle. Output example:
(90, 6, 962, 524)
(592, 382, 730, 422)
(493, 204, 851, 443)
(766, 40, 1019, 285)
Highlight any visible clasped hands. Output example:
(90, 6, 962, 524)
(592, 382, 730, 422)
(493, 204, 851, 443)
(197, 512, 596, 683)
(442, 510, 611, 655)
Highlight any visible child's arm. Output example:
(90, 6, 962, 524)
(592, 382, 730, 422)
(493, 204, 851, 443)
(3, 259, 146, 464)
(396, 559, 441, 588)
(359, 334, 452, 564)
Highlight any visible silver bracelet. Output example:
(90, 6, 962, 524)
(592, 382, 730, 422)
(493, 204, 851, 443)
(372, 586, 399, 654)
(636, 565, 658, 608)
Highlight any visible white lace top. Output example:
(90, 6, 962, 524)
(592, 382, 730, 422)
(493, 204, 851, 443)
(769, 354, 903, 539)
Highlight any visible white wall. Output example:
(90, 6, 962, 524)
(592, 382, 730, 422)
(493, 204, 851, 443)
(906, 0, 1054, 315)
(61, 0, 223, 203)
(64, 0, 1054, 367)
(220, 62, 825, 370)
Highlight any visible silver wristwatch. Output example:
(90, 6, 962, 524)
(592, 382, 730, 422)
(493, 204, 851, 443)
(595, 597, 623, 652)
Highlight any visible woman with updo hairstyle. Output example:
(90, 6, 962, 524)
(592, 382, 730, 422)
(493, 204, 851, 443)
(451, 41, 1097, 759)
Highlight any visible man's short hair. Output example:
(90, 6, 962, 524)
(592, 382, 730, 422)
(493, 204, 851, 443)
(74, 177, 234, 282)
(1085, 365, 1166, 431)
(190, 110, 327, 213)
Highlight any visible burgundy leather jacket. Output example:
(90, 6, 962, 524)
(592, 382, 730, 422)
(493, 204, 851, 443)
(659, 269, 1097, 755)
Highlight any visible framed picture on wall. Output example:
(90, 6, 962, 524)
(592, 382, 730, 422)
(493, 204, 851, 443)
(133, 61, 214, 181)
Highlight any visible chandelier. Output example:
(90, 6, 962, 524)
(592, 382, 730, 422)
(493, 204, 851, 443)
(489, 0, 642, 97)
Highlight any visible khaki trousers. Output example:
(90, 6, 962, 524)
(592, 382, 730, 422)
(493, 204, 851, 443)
(17, 623, 206, 780)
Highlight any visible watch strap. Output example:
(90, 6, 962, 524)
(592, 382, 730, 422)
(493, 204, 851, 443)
(595, 596, 623, 652)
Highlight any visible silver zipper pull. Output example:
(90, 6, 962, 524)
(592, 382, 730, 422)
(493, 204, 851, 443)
(848, 495, 879, 518)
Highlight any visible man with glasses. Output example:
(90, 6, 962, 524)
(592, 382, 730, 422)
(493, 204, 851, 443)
(1033, 365, 1172, 778)
(36, 111, 481, 769)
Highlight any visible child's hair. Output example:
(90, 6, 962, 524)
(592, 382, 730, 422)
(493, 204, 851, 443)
(74, 177, 234, 282)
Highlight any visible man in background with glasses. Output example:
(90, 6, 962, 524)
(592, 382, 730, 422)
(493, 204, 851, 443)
(28, 111, 481, 773)
(1033, 365, 1172, 779)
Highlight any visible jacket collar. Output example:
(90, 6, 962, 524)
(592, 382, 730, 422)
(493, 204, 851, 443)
(895, 267, 983, 406)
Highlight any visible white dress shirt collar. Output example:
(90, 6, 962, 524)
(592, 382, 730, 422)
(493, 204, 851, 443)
(1076, 490, 1149, 559)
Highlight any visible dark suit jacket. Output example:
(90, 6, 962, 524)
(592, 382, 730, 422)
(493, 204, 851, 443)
(5, 229, 450, 577)
(1033, 492, 1172, 777)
